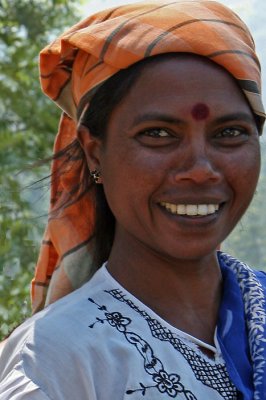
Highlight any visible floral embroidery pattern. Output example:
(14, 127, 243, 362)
(88, 297, 197, 398)
(153, 370, 185, 396)
(105, 290, 237, 399)
(126, 371, 195, 398)
(106, 311, 131, 330)
(220, 253, 266, 400)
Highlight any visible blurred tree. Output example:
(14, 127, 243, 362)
(0, 0, 80, 340)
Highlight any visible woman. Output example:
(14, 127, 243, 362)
(0, 1, 265, 399)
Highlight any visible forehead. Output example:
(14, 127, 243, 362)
(109, 55, 252, 128)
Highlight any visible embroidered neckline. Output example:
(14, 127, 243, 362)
(88, 295, 237, 399)
(89, 252, 266, 399)
(101, 262, 220, 357)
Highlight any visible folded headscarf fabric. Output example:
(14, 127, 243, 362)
(33, 0, 266, 313)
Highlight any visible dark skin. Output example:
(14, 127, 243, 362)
(78, 55, 260, 348)
(107, 228, 221, 347)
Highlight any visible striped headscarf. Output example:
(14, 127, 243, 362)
(33, 0, 265, 313)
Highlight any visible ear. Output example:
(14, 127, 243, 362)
(77, 124, 102, 172)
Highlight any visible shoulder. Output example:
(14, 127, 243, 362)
(218, 251, 266, 290)
(0, 363, 51, 399)
(0, 266, 112, 399)
(253, 269, 266, 289)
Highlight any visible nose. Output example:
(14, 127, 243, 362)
(172, 142, 222, 184)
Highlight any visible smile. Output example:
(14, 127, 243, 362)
(159, 202, 220, 216)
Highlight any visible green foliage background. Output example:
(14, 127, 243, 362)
(0, 0, 80, 339)
(0, 0, 265, 341)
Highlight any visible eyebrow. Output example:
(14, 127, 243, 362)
(131, 112, 184, 127)
(214, 112, 255, 125)
(131, 111, 255, 127)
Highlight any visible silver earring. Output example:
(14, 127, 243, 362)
(90, 169, 101, 184)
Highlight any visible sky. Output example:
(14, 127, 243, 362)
(81, 0, 257, 18)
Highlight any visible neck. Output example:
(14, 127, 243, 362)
(107, 227, 223, 345)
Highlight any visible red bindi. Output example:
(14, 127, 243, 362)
(191, 103, 210, 120)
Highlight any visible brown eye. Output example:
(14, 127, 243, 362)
(141, 128, 171, 138)
(216, 127, 248, 138)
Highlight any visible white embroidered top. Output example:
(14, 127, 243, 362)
(0, 264, 238, 400)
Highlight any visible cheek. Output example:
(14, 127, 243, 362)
(241, 144, 260, 181)
(100, 147, 168, 211)
(227, 145, 260, 207)
(102, 143, 169, 184)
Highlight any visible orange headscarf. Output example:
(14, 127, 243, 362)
(33, 0, 265, 313)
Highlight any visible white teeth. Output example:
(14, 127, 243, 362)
(207, 204, 216, 214)
(186, 205, 198, 216)
(170, 204, 177, 213)
(198, 205, 208, 215)
(160, 202, 220, 216)
(177, 204, 186, 215)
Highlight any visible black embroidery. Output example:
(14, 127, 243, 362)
(105, 289, 237, 400)
(88, 297, 197, 399)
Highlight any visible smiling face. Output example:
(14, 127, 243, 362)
(87, 55, 261, 262)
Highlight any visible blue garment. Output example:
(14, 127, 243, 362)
(217, 252, 266, 400)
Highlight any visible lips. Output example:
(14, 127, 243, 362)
(159, 202, 220, 216)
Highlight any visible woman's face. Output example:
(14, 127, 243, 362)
(94, 56, 261, 261)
